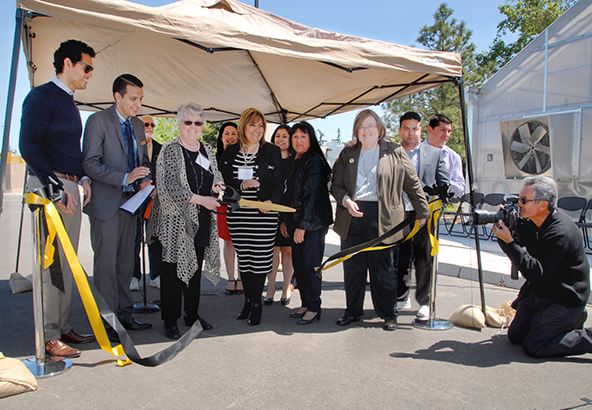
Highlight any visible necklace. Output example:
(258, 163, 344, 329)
(179, 135, 199, 152)
(242, 143, 258, 167)
(181, 145, 204, 197)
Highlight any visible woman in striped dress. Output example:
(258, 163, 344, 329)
(220, 108, 283, 326)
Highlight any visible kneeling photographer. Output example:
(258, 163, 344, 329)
(490, 176, 591, 358)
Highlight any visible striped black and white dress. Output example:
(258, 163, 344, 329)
(226, 150, 279, 275)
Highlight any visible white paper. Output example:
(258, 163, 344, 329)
(119, 185, 155, 214)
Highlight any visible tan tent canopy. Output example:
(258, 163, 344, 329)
(16, 0, 462, 123)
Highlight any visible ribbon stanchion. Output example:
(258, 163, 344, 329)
(25, 193, 201, 367)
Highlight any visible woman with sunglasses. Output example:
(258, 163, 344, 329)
(148, 102, 224, 339)
(220, 108, 283, 326)
(264, 125, 296, 305)
(215, 122, 243, 295)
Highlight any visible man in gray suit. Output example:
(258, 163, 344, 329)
(83, 74, 152, 334)
(396, 112, 450, 321)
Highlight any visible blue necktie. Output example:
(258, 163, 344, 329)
(123, 119, 136, 173)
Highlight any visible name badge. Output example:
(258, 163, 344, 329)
(196, 153, 211, 172)
(238, 166, 254, 180)
(356, 172, 367, 188)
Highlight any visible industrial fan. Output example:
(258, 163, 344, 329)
(509, 121, 551, 175)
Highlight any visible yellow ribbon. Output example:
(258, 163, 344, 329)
(317, 199, 442, 272)
(26, 193, 131, 366)
(427, 199, 442, 257)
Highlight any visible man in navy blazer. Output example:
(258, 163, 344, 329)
(82, 74, 152, 333)
(397, 112, 450, 321)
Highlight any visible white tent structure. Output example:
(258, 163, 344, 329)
(1, 0, 495, 319)
(467, 0, 592, 198)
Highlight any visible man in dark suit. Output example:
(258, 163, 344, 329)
(20, 39, 97, 358)
(396, 112, 450, 321)
(82, 74, 152, 333)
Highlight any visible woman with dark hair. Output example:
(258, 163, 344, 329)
(215, 122, 243, 295)
(220, 108, 283, 326)
(282, 121, 333, 324)
(264, 125, 295, 305)
(330, 109, 429, 331)
(149, 102, 224, 339)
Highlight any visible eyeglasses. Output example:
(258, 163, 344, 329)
(144, 122, 155, 128)
(359, 124, 377, 132)
(519, 197, 539, 204)
(182, 120, 204, 127)
(76, 61, 94, 74)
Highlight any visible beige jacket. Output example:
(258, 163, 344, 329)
(330, 139, 429, 244)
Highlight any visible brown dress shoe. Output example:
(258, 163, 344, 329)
(61, 329, 95, 344)
(45, 339, 81, 358)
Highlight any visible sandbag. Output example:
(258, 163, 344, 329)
(0, 352, 38, 398)
(449, 304, 486, 329)
(8, 272, 32, 294)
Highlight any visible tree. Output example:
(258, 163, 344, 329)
(382, 3, 479, 160)
(478, 0, 576, 76)
(336, 128, 342, 143)
(152, 117, 218, 149)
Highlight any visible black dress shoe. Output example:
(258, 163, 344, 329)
(122, 318, 152, 331)
(383, 319, 398, 331)
(289, 310, 307, 319)
(248, 304, 262, 326)
(297, 311, 321, 325)
(263, 297, 273, 305)
(336, 315, 361, 326)
(280, 297, 291, 306)
(164, 324, 180, 340)
(199, 318, 213, 330)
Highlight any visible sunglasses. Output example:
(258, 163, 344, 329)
(144, 122, 155, 128)
(182, 120, 204, 127)
(76, 61, 94, 74)
(519, 197, 539, 204)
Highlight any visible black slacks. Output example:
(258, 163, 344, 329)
(341, 201, 397, 320)
(397, 222, 432, 305)
(292, 227, 327, 313)
(160, 245, 204, 323)
(508, 293, 592, 357)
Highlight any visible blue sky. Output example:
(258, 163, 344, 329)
(0, 0, 507, 152)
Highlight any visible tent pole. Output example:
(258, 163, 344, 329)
(0, 7, 25, 217)
(455, 77, 487, 320)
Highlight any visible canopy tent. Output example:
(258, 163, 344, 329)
(1, 0, 489, 320)
(14, 0, 462, 123)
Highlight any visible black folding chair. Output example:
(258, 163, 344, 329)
(575, 198, 592, 251)
(442, 192, 484, 237)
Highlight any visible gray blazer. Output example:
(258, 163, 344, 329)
(416, 142, 450, 188)
(82, 104, 150, 221)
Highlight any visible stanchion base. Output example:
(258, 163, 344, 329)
(22, 358, 72, 378)
(133, 302, 160, 314)
(412, 318, 454, 330)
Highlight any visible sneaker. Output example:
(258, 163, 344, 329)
(397, 296, 412, 310)
(416, 305, 430, 320)
(150, 277, 160, 289)
(129, 277, 140, 291)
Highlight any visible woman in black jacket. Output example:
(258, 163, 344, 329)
(219, 108, 283, 326)
(281, 121, 333, 324)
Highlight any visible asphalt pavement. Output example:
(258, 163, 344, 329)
(0, 192, 591, 410)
